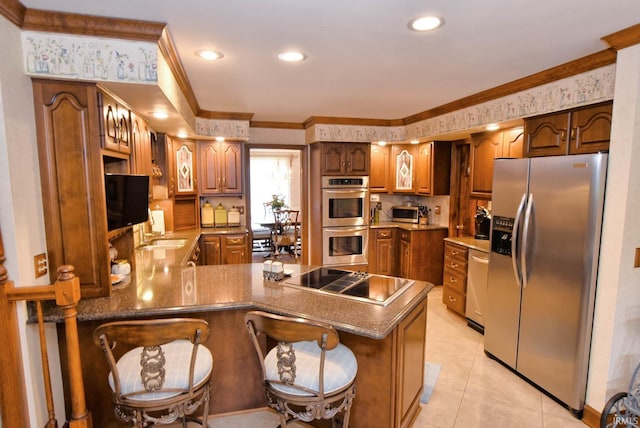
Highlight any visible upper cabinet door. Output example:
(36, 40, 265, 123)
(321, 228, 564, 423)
(321, 142, 370, 176)
(199, 140, 244, 195)
(524, 112, 570, 157)
(174, 139, 197, 195)
(414, 142, 433, 195)
(569, 102, 612, 154)
(98, 91, 131, 154)
(345, 143, 370, 175)
(370, 144, 390, 192)
(130, 113, 153, 178)
(391, 145, 416, 193)
(469, 129, 522, 199)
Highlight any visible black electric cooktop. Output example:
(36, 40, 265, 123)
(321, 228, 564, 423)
(282, 267, 414, 306)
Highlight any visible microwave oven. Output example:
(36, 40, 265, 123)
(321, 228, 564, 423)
(391, 206, 420, 224)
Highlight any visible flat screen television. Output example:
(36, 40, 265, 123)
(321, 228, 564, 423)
(105, 174, 150, 231)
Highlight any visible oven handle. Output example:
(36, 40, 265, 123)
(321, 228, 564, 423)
(323, 189, 369, 196)
(322, 226, 369, 233)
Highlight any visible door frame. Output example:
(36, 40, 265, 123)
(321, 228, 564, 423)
(245, 144, 308, 264)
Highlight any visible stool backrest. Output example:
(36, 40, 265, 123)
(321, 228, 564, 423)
(245, 311, 340, 397)
(93, 318, 210, 400)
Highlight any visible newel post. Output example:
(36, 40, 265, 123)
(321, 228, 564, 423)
(54, 265, 92, 427)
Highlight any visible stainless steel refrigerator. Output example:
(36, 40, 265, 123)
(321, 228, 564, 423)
(484, 153, 607, 415)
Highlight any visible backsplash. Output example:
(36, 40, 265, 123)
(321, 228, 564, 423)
(374, 194, 450, 227)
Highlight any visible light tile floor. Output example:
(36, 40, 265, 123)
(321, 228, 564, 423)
(183, 286, 589, 427)
(412, 286, 588, 428)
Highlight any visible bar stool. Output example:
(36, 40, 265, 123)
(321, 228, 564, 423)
(245, 310, 357, 427)
(93, 318, 213, 427)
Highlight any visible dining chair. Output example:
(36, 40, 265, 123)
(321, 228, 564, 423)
(272, 209, 300, 258)
(93, 318, 213, 427)
(244, 310, 357, 427)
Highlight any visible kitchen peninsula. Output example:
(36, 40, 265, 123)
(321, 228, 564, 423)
(43, 231, 432, 428)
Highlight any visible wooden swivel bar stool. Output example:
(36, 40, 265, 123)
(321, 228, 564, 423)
(245, 310, 357, 427)
(93, 318, 213, 427)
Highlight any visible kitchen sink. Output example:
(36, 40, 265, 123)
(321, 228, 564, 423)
(141, 238, 188, 249)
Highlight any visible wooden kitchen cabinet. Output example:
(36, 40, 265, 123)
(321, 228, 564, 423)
(398, 228, 447, 284)
(320, 142, 370, 176)
(369, 228, 397, 276)
(130, 112, 153, 179)
(442, 241, 468, 316)
(98, 90, 131, 154)
(391, 145, 417, 193)
(524, 101, 612, 157)
(201, 233, 249, 265)
(370, 144, 390, 192)
(199, 140, 243, 195)
(221, 233, 249, 264)
(201, 235, 222, 265)
(415, 141, 452, 196)
(32, 79, 111, 297)
(173, 139, 197, 195)
(470, 127, 523, 199)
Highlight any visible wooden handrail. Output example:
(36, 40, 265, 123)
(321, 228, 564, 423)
(0, 225, 91, 427)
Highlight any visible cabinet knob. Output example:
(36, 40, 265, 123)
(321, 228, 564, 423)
(451, 250, 459, 255)
(449, 277, 457, 283)
(450, 262, 458, 268)
(448, 296, 456, 302)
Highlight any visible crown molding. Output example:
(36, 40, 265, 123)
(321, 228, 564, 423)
(22, 9, 164, 42)
(402, 49, 616, 125)
(198, 110, 254, 121)
(0, 0, 25, 27)
(602, 23, 640, 51)
(250, 121, 304, 129)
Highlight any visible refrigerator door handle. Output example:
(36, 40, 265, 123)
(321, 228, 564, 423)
(511, 193, 527, 287)
(521, 193, 534, 288)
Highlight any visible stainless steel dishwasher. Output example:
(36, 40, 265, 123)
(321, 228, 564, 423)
(466, 248, 489, 333)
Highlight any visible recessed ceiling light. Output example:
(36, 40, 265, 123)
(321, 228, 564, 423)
(278, 51, 306, 62)
(377, 141, 387, 146)
(196, 50, 224, 61)
(215, 136, 225, 142)
(408, 16, 443, 32)
(151, 111, 169, 119)
(410, 139, 420, 145)
(486, 123, 500, 131)
(176, 131, 188, 138)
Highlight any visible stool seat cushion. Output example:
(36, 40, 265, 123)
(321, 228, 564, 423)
(265, 340, 357, 396)
(109, 339, 213, 402)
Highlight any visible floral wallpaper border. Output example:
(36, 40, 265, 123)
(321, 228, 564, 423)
(195, 117, 250, 140)
(306, 64, 616, 143)
(22, 31, 158, 83)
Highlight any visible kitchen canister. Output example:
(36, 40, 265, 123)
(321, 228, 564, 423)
(228, 206, 240, 227)
(201, 200, 214, 227)
(214, 203, 228, 227)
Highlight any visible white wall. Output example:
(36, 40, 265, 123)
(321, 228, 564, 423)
(249, 127, 306, 145)
(0, 16, 66, 426)
(588, 43, 640, 411)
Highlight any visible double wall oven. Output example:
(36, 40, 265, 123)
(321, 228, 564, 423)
(321, 176, 369, 266)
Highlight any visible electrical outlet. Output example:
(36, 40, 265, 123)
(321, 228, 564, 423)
(34, 253, 48, 278)
(237, 206, 245, 214)
(434, 205, 441, 215)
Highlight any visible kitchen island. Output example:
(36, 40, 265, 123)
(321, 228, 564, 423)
(44, 235, 432, 427)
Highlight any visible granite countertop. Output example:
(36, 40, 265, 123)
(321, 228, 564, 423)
(369, 221, 448, 231)
(444, 236, 490, 253)
(42, 229, 432, 339)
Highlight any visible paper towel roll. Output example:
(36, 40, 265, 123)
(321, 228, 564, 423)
(151, 209, 165, 235)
